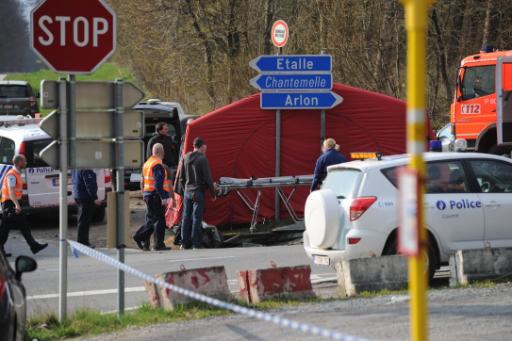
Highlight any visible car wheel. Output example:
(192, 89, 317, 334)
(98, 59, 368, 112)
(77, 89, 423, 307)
(304, 189, 341, 249)
(383, 235, 439, 283)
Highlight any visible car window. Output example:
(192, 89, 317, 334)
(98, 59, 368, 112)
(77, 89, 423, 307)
(461, 65, 495, 100)
(25, 140, 52, 167)
(426, 161, 468, 194)
(322, 169, 361, 198)
(469, 160, 512, 193)
(0, 85, 29, 98)
(0, 137, 15, 163)
(436, 124, 452, 141)
(381, 166, 405, 187)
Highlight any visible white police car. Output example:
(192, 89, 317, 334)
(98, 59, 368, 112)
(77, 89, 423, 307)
(304, 152, 512, 279)
(0, 116, 111, 219)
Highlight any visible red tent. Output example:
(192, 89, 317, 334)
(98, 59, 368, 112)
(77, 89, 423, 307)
(181, 83, 407, 227)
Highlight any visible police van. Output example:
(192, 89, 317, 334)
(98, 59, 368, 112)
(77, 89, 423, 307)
(304, 152, 512, 280)
(0, 116, 111, 220)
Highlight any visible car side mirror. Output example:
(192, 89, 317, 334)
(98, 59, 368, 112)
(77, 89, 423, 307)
(15, 255, 37, 281)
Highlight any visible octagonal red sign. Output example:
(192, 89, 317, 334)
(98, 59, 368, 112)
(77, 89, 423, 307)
(31, 0, 116, 73)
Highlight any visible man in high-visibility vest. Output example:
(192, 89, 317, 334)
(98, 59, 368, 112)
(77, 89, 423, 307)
(133, 143, 171, 251)
(0, 154, 48, 255)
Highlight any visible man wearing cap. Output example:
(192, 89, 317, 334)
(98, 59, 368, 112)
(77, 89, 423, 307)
(310, 138, 347, 191)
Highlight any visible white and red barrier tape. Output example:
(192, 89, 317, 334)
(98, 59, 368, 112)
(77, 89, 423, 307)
(68, 240, 373, 341)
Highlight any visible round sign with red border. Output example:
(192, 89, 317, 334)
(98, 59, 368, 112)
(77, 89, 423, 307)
(271, 20, 289, 48)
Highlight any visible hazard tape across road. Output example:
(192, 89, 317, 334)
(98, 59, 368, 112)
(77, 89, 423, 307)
(67, 240, 372, 341)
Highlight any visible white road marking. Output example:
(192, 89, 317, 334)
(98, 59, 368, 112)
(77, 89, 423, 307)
(168, 256, 236, 263)
(27, 286, 147, 300)
(27, 273, 337, 301)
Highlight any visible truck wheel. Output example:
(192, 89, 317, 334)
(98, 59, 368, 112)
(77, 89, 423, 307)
(93, 206, 106, 223)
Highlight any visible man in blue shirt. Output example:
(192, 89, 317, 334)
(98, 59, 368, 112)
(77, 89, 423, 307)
(72, 169, 102, 247)
(133, 143, 171, 251)
(311, 138, 347, 191)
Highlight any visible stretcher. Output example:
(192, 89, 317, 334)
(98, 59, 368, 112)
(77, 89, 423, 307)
(217, 175, 313, 232)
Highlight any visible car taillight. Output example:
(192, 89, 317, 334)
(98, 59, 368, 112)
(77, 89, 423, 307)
(19, 141, 26, 155)
(348, 237, 362, 245)
(104, 170, 112, 184)
(29, 97, 37, 107)
(0, 274, 5, 298)
(350, 196, 377, 221)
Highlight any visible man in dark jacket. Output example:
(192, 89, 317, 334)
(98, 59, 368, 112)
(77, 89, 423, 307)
(72, 169, 102, 247)
(178, 137, 216, 249)
(146, 122, 178, 173)
(310, 138, 347, 191)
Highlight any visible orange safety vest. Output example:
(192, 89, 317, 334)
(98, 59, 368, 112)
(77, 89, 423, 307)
(1, 168, 23, 203)
(142, 156, 171, 193)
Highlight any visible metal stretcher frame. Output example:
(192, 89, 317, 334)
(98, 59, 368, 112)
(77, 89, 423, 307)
(217, 175, 313, 232)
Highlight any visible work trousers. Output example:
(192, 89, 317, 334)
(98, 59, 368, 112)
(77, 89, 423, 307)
(181, 190, 205, 249)
(134, 194, 166, 248)
(76, 198, 94, 246)
(0, 200, 38, 248)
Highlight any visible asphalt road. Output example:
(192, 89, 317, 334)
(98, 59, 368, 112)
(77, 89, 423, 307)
(80, 283, 512, 341)
(5, 225, 336, 317)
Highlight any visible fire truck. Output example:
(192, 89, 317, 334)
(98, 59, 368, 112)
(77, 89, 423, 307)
(450, 49, 512, 154)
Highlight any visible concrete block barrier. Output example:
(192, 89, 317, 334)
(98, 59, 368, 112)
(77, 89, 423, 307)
(238, 265, 315, 303)
(450, 248, 512, 287)
(144, 266, 231, 310)
(144, 273, 164, 308)
(335, 255, 408, 297)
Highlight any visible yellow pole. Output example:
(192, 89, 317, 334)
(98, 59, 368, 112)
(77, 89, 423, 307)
(400, 0, 435, 340)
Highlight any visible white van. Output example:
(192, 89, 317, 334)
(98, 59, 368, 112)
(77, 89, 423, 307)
(0, 116, 111, 220)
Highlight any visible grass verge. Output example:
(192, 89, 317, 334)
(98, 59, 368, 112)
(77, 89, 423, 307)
(5, 63, 136, 94)
(27, 297, 325, 341)
(5, 63, 137, 116)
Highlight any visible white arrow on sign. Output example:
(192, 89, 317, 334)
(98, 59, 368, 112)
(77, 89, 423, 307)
(40, 110, 144, 139)
(41, 80, 145, 110)
(40, 140, 144, 169)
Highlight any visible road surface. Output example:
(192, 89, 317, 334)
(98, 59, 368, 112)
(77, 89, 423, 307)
(81, 282, 512, 341)
(5, 225, 335, 317)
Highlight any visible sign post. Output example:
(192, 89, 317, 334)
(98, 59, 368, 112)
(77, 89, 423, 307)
(251, 22, 342, 223)
(400, 1, 435, 340)
(57, 78, 68, 322)
(270, 21, 288, 223)
(31, 0, 120, 322)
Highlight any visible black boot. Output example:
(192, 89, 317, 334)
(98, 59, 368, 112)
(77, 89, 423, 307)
(31, 243, 48, 255)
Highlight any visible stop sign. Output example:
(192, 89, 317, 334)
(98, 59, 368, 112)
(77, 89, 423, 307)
(31, 0, 116, 73)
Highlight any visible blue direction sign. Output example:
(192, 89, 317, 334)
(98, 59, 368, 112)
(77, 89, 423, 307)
(250, 74, 332, 91)
(250, 55, 332, 73)
(261, 92, 343, 110)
